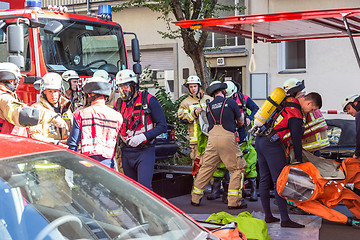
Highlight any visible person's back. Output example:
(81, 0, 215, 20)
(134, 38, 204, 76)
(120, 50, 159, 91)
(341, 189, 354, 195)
(67, 77, 122, 168)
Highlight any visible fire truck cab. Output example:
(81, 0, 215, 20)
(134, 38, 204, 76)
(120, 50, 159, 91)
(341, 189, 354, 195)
(0, 0, 141, 104)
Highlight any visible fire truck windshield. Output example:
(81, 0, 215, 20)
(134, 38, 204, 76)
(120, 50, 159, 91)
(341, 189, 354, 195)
(39, 18, 127, 77)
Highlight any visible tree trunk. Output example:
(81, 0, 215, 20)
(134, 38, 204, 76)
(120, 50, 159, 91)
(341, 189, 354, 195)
(180, 29, 211, 87)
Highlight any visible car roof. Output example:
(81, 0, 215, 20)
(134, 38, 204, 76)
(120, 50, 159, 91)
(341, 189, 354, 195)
(0, 133, 64, 159)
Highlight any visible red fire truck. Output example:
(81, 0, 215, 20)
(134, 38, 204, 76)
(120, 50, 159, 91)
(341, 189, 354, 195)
(0, 0, 141, 104)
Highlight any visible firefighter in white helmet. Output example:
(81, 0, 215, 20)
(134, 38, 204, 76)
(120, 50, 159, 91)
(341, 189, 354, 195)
(62, 70, 82, 111)
(191, 81, 247, 209)
(283, 78, 306, 98)
(0, 62, 67, 136)
(114, 69, 167, 190)
(177, 75, 212, 175)
(29, 72, 72, 146)
(342, 94, 360, 159)
(67, 77, 123, 168)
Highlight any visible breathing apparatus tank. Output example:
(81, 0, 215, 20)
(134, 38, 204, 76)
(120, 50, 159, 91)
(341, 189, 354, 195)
(249, 87, 286, 134)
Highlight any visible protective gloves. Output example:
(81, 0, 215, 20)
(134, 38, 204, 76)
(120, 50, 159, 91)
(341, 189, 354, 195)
(128, 133, 147, 147)
(51, 114, 68, 130)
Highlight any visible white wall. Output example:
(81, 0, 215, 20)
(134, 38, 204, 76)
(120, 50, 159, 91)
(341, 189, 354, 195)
(246, 0, 360, 112)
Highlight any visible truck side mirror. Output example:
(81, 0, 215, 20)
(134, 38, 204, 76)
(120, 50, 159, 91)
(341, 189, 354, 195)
(131, 38, 140, 63)
(7, 24, 24, 68)
(133, 63, 142, 75)
(7, 24, 24, 53)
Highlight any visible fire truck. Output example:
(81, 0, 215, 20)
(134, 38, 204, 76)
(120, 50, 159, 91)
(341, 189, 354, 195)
(0, 0, 141, 104)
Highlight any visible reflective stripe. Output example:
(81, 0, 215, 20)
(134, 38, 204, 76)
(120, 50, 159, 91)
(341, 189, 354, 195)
(7, 102, 19, 124)
(192, 186, 204, 195)
(303, 132, 330, 150)
(228, 189, 242, 196)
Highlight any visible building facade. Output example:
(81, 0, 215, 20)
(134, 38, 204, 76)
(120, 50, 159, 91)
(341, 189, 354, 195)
(42, 0, 360, 113)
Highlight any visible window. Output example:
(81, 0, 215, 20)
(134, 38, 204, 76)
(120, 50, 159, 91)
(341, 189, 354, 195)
(205, 0, 245, 48)
(279, 40, 306, 73)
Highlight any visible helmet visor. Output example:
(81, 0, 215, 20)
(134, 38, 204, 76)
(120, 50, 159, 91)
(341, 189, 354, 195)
(118, 83, 134, 101)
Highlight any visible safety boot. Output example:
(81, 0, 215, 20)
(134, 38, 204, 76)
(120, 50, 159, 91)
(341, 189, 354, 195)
(207, 177, 222, 200)
(248, 177, 258, 202)
(222, 171, 230, 204)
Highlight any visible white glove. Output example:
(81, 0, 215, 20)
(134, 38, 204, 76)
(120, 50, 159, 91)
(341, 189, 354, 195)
(128, 133, 147, 147)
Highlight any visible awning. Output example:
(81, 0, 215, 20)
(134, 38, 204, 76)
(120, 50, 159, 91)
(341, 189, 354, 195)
(173, 7, 360, 43)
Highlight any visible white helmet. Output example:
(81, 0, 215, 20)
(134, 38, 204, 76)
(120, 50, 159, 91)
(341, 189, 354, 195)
(115, 69, 137, 86)
(41, 73, 63, 92)
(283, 78, 305, 97)
(93, 69, 111, 82)
(342, 94, 360, 112)
(184, 75, 202, 87)
(0, 62, 22, 92)
(82, 77, 112, 97)
(62, 70, 79, 82)
(224, 81, 238, 98)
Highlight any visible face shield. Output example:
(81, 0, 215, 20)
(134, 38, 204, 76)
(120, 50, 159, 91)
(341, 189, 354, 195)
(118, 82, 136, 102)
(0, 71, 21, 92)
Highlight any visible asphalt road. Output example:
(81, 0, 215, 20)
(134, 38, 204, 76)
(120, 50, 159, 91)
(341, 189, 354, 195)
(168, 191, 359, 240)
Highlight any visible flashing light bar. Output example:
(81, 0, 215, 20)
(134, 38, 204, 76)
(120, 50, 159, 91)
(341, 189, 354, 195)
(25, 0, 41, 9)
(98, 5, 112, 21)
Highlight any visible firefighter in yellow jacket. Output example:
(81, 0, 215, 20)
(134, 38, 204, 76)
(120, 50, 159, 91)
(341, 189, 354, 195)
(0, 62, 67, 136)
(178, 75, 212, 170)
(29, 72, 73, 146)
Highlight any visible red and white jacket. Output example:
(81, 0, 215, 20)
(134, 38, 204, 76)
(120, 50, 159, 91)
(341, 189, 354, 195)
(74, 99, 123, 158)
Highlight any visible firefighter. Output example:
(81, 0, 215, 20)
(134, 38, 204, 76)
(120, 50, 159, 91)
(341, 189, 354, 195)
(342, 94, 360, 159)
(62, 70, 82, 111)
(29, 73, 72, 146)
(177, 75, 212, 175)
(0, 62, 67, 136)
(114, 69, 167, 190)
(255, 81, 321, 228)
(225, 80, 259, 202)
(67, 77, 123, 168)
(191, 81, 247, 209)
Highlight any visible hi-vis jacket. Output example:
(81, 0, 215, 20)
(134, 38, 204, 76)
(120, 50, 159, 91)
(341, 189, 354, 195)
(29, 95, 73, 144)
(73, 99, 123, 158)
(0, 85, 55, 137)
(302, 109, 329, 152)
(177, 90, 212, 144)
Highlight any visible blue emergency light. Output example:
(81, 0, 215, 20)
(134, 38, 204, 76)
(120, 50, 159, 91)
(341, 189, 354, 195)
(25, 0, 41, 9)
(98, 5, 112, 21)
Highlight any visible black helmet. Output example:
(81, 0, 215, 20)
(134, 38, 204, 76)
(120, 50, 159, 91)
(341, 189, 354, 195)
(206, 81, 227, 96)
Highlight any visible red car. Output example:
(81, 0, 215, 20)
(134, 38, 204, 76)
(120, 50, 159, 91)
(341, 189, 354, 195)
(0, 133, 222, 240)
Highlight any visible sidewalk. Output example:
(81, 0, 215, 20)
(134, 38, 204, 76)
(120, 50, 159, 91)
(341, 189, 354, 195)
(168, 193, 359, 240)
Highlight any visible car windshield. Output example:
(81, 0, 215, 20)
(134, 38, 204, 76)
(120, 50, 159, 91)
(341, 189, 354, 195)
(0, 151, 207, 240)
(39, 18, 127, 76)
